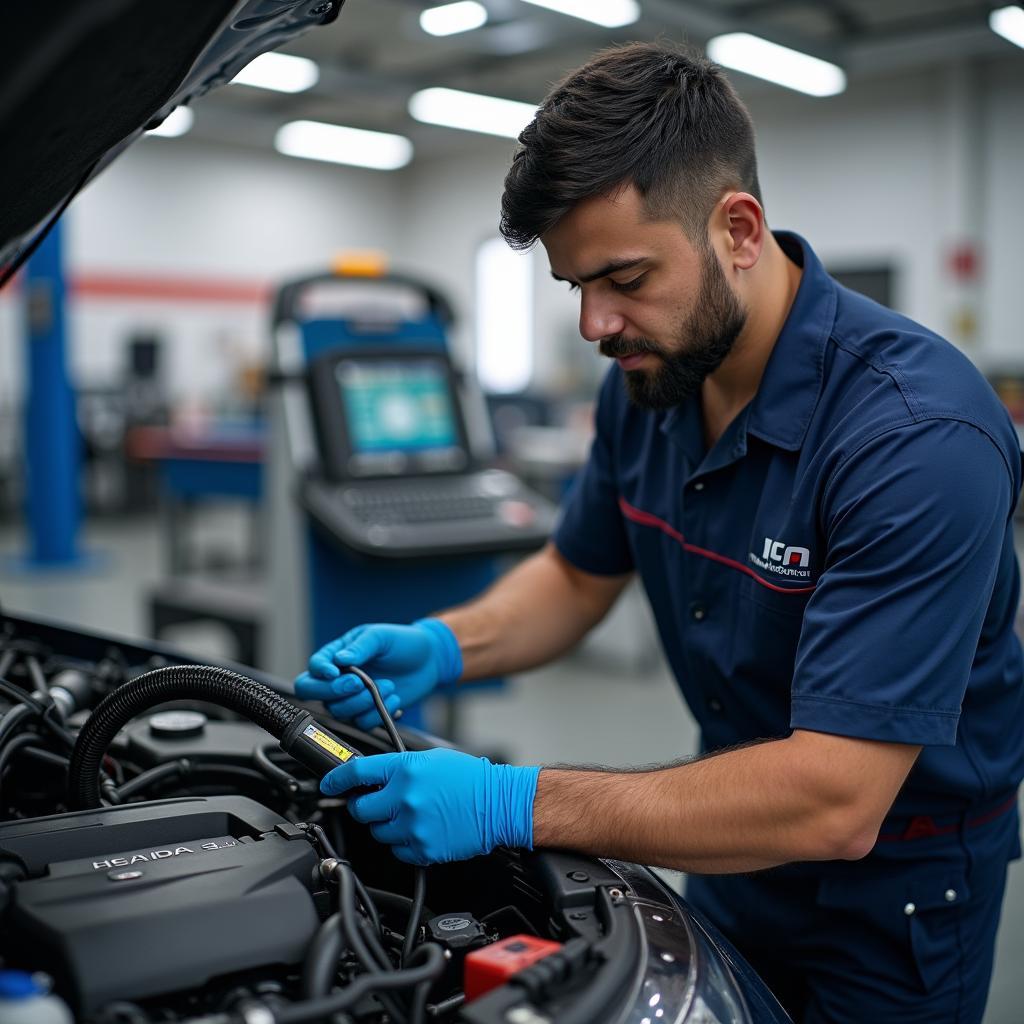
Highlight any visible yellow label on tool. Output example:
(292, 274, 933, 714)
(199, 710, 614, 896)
(303, 724, 355, 762)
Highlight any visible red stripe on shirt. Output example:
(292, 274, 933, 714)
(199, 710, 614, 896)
(617, 496, 817, 596)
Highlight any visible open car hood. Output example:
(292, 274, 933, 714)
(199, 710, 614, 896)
(0, 0, 345, 286)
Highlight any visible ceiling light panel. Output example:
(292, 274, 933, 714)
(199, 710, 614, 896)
(275, 121, 413, 171)
(519, 0, 640, 29)
(146, 107, 194, 138)
(232, 52, 320, 93)
(409, 87, 537, 139)
(990, 6, 1024, 49)
(706, 33, 846, 97)
(420, 1, 489, 36)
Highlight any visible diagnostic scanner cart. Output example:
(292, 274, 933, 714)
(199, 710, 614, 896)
(265, 268, 558, 730)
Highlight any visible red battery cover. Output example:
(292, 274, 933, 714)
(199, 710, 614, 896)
(464, 934, 564, 1002)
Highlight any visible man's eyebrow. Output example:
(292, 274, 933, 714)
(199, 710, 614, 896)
(550, 257, 648, 286)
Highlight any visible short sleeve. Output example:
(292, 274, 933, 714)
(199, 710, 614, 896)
(553, 368, 634, 576)
(790, 418, 1016, 745)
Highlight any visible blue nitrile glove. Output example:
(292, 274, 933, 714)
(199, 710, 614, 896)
(321, 749, 541, 866)
(294, 620, 462, 731)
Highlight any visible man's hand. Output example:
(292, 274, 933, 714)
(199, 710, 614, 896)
(294, 620, 462, 730)
(321, 749, 540, 866)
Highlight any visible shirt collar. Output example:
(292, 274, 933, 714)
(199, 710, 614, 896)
(658, 230, 835, 456)
(745, 230, 836, 451)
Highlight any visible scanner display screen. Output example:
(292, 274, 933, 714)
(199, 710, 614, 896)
(335, 357, 466, 474)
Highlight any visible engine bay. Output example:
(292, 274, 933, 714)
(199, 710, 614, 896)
(0, 613, 665, 1024)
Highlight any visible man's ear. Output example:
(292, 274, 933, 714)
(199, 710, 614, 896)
(715, 192, 765, 271)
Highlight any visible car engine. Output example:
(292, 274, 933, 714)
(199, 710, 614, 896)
(1, 612, 707, 1024)
(1, 796, 322, 1013)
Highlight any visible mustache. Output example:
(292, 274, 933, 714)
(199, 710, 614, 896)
(599, 335, 661, 360)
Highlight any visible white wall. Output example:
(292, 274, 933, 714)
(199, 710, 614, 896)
(746, 69, 947, 333)
(395, 142, 584, 391)
(0, 136, 404, 402)
(1, 55, 1022, 407)
(397, 58, 1024, 389)
(984, 59, 1024, 363)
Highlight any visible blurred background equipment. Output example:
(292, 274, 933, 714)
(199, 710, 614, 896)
(266, 266, 557, 733)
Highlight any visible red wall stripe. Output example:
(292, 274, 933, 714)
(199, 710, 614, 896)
(71, 274, 271, 304)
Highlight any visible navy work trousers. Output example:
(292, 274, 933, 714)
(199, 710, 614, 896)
(686, 801, 1020, 1023)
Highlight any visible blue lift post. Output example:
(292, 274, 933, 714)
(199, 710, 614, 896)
(21, 219, 83, 568)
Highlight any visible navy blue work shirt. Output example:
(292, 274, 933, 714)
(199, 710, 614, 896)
(554, 231, 1024, 825)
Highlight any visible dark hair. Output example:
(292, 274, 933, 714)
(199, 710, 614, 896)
(500, 42, 763, 250)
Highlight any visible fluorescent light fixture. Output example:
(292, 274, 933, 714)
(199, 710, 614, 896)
(275, 120, 413, 170)
(420, 1, 488, 36)
(707, 32, 846, 97)
(519, 0, 640, 28)
(146, 106, 194, 138)
(476, 237, 534, 393)
(231, 52, 319, 93)
(990, 5, 1024, 48)
(409, 87, 536, 139)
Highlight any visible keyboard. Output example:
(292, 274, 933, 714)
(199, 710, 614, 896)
(301, 469, 559, 559)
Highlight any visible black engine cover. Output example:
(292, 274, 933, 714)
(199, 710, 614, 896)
(0, 796, 321, 1013)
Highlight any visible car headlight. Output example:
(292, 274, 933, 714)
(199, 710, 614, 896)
(604, 860, 758, 1024)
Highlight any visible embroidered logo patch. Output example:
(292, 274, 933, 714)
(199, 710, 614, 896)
(749, 537, 813, 580)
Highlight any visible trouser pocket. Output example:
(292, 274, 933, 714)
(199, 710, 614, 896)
(816, 866, 970, 995)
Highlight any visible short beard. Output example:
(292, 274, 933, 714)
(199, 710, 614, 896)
(601, 246, 748, 411)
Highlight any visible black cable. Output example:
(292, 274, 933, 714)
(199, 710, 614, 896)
(0, 733, 42, 780)
(254, 744, 300, 796)
(354, 873, 384, 942)
(343, 664, 429, 967)
(425, 993, 465, 1017)
(0, 677, 78, 751)
(309, 822, 339, 860)
(275, 943, 445, 1024)
(0, 650, 14, 679)
(174, 763, 270, 791)
(115, 760, 188, 801)
(336, 862, 408, 1021)
(403, 870, 427, 967)
(0, 703, 34, 748)
(409, 944, 434, 1024)
(309, 823, 386, 944)
(346, 665, 404, 754)
(303, 912, 345, 999)
(0, 677, 45, 712)
(19, 745, 70, 769)
(25, 656, 50, 697)
(337, 862, 389, 974)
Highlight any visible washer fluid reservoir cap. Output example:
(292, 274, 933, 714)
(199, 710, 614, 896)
(149, 710, 207, 738)
(0, 970, 44, 1000)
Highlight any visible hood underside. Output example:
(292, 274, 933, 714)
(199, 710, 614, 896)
(0, 0, 344, 285)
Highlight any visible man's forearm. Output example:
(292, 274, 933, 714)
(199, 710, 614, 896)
(436, 544, 630, 681)
(532, 731, 920, 873)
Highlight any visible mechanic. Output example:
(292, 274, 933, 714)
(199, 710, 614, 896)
(297, 43, 1024, 1024)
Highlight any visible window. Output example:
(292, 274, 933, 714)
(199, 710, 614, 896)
(475, 236, 533, 393)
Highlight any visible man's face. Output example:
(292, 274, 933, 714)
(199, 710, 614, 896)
(541, 185, 748, 410)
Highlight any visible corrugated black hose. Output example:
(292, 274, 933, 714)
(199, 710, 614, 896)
(68, 664, 363, 810)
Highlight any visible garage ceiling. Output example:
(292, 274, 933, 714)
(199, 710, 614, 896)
(183, 0, 1018, 159)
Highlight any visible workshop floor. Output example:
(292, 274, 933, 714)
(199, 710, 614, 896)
(0, 512, 1021, 1022)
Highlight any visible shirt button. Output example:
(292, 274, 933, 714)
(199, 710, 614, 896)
(903, 902, 916, 916)
(690, 603, 707, 622)
(692, 481, 705, 492)
(945, 889, 958, 903)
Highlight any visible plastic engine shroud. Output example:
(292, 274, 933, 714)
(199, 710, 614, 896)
(0, 796, 320, 1013)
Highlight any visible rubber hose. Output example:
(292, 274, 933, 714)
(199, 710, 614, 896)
(68, 665, 304, 809)
(303, 912, 345, 998)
